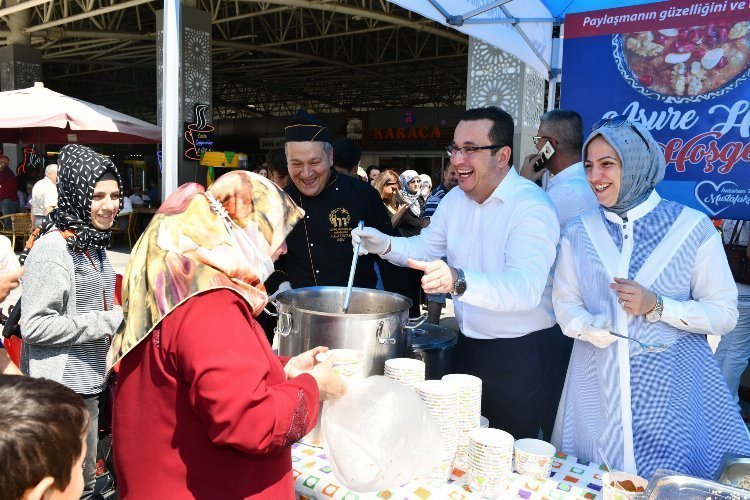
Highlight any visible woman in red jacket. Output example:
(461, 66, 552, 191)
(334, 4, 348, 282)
(109, 171, 345, 499)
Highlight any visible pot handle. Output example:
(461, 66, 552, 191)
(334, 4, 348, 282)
(273, 311, 292, 337)
(263, 300, 279, 317)
(403, 313, 427, 330)
(376, 320, 396, 345)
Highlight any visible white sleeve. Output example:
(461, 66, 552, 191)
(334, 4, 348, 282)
(457, 202, 559, 312)
(547, 185, 580, 229)
(660, 232, 738, 335)
(553, 236, 596, 338)
(385, 199, 448, 266)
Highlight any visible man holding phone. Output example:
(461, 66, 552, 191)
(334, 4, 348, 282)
(519, 110, 599, 440)
(520, 110, 598, 228)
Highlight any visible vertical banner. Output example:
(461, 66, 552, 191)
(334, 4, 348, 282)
(562, 0, 750, 219)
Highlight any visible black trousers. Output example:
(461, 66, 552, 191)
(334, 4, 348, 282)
(540, 326, 573, 441)
(453, 324, 570, 440)
(81, 391, 106, 500)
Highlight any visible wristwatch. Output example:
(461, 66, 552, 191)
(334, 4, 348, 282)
(451, 268, 467, 296)
(645, 294, 663, 323)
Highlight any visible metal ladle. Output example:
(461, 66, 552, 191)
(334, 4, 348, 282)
(609, 330, 669, 353)
(342, 220, 365, 313)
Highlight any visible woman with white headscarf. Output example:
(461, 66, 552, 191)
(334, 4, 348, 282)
(552, 117, 750, 479)
(398, 170, 424, 224)
(418, 174, 432, 201)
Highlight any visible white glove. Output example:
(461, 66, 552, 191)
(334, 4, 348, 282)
(579, 314, 616, 349)
(269, 281, 292, 301)
(351, 226, 390, 256)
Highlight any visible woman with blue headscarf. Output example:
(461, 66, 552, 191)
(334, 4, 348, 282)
(552, 117, 750, 479)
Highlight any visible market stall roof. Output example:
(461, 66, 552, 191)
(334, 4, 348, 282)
(0, 82, 161, 144)
(387, 0, 666, 77)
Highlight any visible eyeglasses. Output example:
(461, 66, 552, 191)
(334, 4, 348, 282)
(591, 115, 650, 151)
(446, 144, 503, 157)
(532, 136, 556, 146)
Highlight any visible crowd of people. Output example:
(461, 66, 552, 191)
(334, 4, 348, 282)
(1, 104, 750, 499)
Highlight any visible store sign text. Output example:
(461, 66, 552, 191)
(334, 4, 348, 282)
(372, 127, 442, 140)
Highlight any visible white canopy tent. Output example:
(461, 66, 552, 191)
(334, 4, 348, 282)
(159, 0, 665, 198)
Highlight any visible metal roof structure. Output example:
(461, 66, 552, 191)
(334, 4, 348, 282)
(0, 0, 473, 123)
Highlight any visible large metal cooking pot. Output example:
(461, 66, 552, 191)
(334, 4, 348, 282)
(270, 286, 425, 376)
(408, 323, 458, 380)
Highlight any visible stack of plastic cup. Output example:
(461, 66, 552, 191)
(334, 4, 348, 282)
(384, 358, 425, 389)
(467, 427, 514, 497)
(416, 380, 460, 484)
(441, 374, 482, 469)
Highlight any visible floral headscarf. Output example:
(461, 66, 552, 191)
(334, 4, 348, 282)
(418, 174, 432, 199)
(41, 144, 123, 252)
(583, 119, 665, 216)
(399, 169, 422, 217)
(107, 171, 304, 368)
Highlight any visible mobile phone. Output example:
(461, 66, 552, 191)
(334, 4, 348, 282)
(533, 141, 556, 172)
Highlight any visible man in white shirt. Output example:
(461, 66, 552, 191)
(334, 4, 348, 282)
(519, 110, 599, 440)
(352, 106, 561, 439)
(129, 186, 150, 206)
(520, 110, 599, 229)
(29, 164, 58, 227)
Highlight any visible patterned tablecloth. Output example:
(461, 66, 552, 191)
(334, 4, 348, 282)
(293, 443, 606, 499)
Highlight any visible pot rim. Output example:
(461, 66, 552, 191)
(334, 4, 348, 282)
(273, 286, 413, 318)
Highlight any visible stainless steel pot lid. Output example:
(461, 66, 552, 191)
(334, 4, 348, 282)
(409, 323, 458, 350)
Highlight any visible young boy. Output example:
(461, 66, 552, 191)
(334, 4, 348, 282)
(0, 375, 89, 500)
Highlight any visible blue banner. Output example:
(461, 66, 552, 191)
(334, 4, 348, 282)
(562, 0, 750, 219)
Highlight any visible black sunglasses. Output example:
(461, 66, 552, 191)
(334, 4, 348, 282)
(591, 116, 650, 151)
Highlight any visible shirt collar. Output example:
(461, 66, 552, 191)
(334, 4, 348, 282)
(547, 162, 583, 189)
(603, 190, 661, 223)
(490, 166, 522, 203)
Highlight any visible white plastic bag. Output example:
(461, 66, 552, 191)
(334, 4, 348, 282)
(322, 375, 443, 492)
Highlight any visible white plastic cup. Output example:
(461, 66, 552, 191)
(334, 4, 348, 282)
(602, 471, 648, 499)
(316, 349, 366, 386)
(513, 438, 556, 477)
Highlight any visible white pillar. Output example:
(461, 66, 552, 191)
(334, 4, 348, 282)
(157, 3, 212, 199)
(465, 37, 546, 169)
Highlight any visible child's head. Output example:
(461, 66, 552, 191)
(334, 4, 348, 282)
(0, 375, 89, 500)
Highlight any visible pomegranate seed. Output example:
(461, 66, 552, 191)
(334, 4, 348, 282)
(694, 47, 707, 57)
(677, 43, 695, 53)
(639, 75, 654, 86)
(717, 56, 728, 68)
(719, 28, 729, 42)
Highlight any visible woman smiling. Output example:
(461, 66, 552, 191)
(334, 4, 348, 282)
(552, 117, 750, 479)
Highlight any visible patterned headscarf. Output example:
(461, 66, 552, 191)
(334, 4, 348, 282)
(40, 144, 123, 252)
(418, 174, 432, 199)
(583, 120, 665, 216)
(107, 171, 304, 368)
(399, 169, 422, 216)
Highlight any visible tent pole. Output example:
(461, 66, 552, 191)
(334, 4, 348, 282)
(547, 21, 562, 111)
(161, 0, 180, 200)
